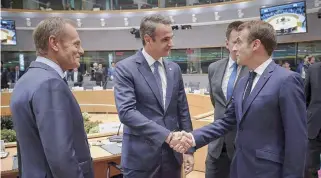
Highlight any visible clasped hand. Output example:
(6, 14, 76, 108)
(168, 131, 193, 153)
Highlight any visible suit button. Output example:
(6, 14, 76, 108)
(239, 127, 243, 131)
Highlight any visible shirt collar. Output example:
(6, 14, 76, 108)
(142, 48, 163, 67)
(35, 56, 64, 78)
(228, 56, 237, 69)
(254, 57, 273, 76)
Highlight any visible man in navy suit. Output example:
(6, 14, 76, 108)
(172, 20, 307, 178)
(305, 62, 321, 178)
(10, 17, 94, 178)
(114, 14, 194, 178)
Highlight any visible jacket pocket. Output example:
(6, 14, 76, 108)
(255, 149, 283, 177)
(255, 149, 283, 164)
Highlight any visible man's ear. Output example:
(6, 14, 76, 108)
(48, 35, 59, 52)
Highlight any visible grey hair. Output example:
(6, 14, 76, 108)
(139, 14, 172, 46)
(32, 17, 76, 56)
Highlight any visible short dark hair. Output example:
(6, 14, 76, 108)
(238, 20, 277, 56)
(226, 21, 243, 40)
(140, 14, 172, 46)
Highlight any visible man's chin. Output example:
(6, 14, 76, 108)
(236, 58, 242, 65)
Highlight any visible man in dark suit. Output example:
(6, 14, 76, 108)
(10, 66, 24, 83)
(206, 21, 248, 178)
(107, 62, 115, 80)
(1, 61, 10, 89)
(171, 20, 307, 178)
(71, 67, 83, 87)
(10, 17, 94, 178)
(114, 14, 194, 178)
(305, 62, 321, 178)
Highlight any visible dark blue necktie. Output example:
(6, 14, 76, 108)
(63, 77, 68, 84)
(242, 71, 257, 107)
(226, 63, 238, 100)
(153, 61, 163, 106)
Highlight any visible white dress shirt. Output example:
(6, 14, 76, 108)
(36, 56, 64, 78)
(222, 56, 242, 99)
(73, 71, 78, 82)
(142, 48, 167, 107)
(251, 58, 273, 92)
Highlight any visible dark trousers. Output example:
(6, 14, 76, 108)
(206, 145, 231, 178)
(305, 130, 321, 178)
(123, 145, 181, 178)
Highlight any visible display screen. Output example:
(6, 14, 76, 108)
(1, 20, 17, 45)
(260, 1, 307, 35)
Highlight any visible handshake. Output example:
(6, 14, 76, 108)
(166, 131, 194, 153)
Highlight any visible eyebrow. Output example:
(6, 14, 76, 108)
(161, 34, 174, 40)
(74, 39, 81, 44)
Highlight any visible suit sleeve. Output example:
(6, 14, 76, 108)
(32, 78, 84, 178)
(304, 67, 311, 107)
(114, 63, 170, 148)
(279, 73, 307, 178)
(192, 98, 237, 149)
(176, 66, 195, 154)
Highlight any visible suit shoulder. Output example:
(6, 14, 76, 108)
(310, 62, 321, 70)
(115, 53, 137, 68)
(275, 65, 302, 83)
(210, 58, 226, 68)
(208, 58, 227, 76)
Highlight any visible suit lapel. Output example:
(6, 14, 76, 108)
(236, 76, 248, 121)
(136, 51, 164, 109)
(215, 59, 228, 105)
(226, 65, 248, 105)
(241, 61, 277, 120)
(163, 59, 174, 113)
(235, 66, 248, 85)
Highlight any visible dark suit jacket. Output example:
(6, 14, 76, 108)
(71, 71, 83, 86)
(192, 61, 307, 178)
(305, 62, 321, 139)
(1, 68, 9, 88)
(10, 70, 24, 83)
(114, 50, 194, 171)
(207, 58, 248, 159)
(10, 61, 94, 178)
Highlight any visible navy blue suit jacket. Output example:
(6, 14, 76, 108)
(192, 61, 307, 178)
(10, 61, 94, 178)
(114, 50, 193, 171)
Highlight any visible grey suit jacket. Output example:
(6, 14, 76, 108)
(207, 58, 248, 159)
(10, 61, 94, 178)
(305, 62, 321, 139)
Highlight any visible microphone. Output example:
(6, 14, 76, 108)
(109, 123, 123, 143)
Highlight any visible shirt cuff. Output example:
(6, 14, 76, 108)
(189, 133, 196, 147)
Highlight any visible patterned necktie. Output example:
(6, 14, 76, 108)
(243, 71, 257, 107)
(153, 61, 163, 106)
(226, 62, 238, 100)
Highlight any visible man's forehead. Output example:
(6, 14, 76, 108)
(155, 24, 172, 36)
(238, 29, 248, 39)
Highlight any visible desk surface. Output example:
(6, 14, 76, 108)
(1, 136, 121, 176)
(1, 90, 213, 117)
